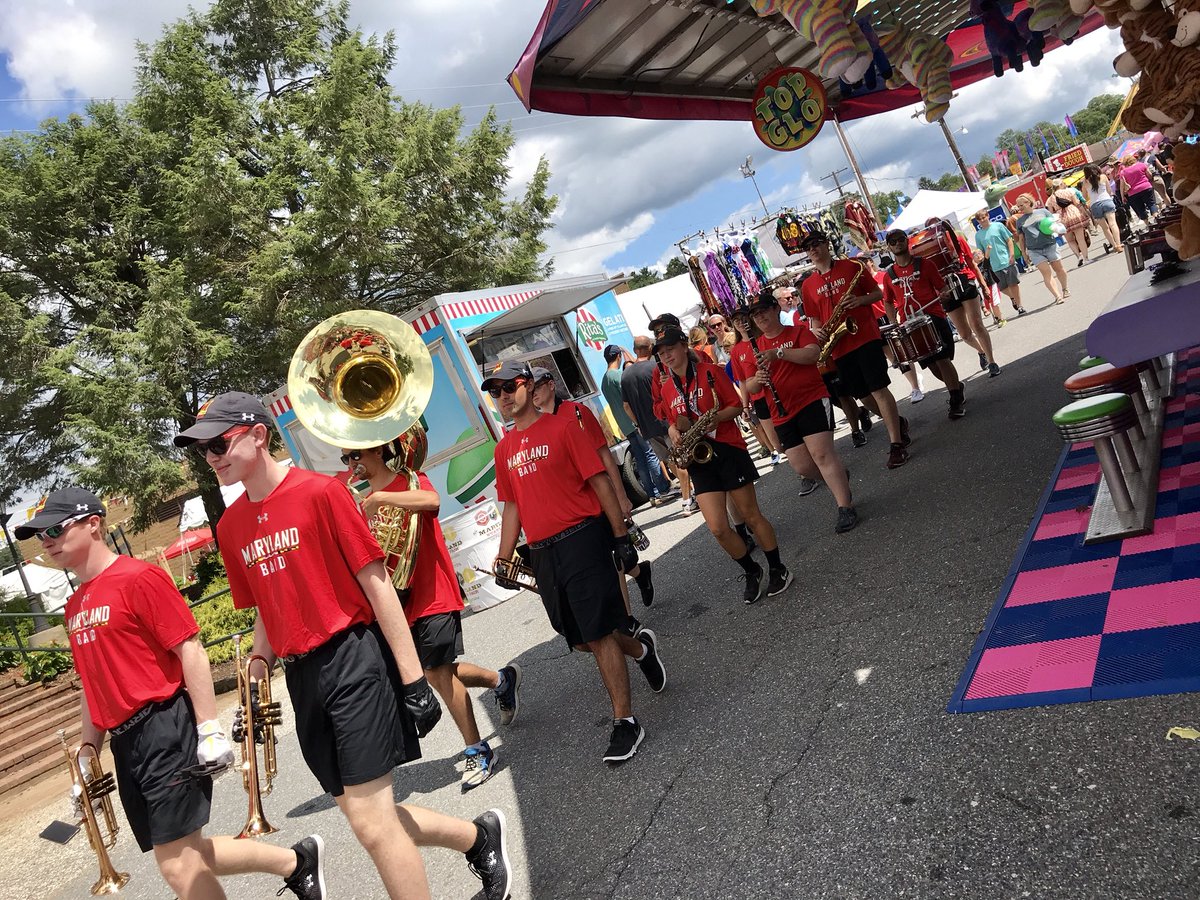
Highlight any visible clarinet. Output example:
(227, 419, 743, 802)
(749, 336, 788, 418)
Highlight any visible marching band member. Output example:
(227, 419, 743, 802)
(880, 230, 967, 420)
(736, 295, 859, 535)
(654, 326, 792, 604)
(867, 256, 924, 402)
(18, 487, 326, 900)
(346, 442, 523, 792)
(729, 308, 786, 467)
(798, 231, 912, 470)
(648, 313, 696, 515)
(175, 392, 512, 900)
(924, 216, 1002, 377)
(483, 362, 666, 764)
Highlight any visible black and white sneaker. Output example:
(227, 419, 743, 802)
(766, 566, 793, 597)
(851, 430, 867, 448)
(493, 664, 522, 727)
(636, 629, 667, 693)
(466, 809, 512, 900)
(281, 835, 326, 899)
(603, 717, 645, 763)
(634, 561, 654, 607)
(740, 562, 765, 604)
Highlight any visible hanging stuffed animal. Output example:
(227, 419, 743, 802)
(747, 0, 872, 81)
(838, 17, 894, 95)
(1028, 0, 1085, 40)
(1171, 0, 1200, 46)
(1164, 143, 1200, 259)
(973, 0, 1029, 76)
(875, 23, 954, 121)
(1014, 8, 1047, 64)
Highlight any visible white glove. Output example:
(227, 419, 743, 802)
(196, 720, 235, 767)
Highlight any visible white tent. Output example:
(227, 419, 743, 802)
(176, 463, 292, 532)
(615, 274, 705, 339)
(1, 562, 72, 613)
(890, 189, 990, 234)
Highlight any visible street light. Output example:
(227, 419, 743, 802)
(739, 156, 770, 217)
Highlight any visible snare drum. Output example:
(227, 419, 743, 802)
(880, 314, 946, 366)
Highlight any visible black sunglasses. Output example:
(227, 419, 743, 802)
(487, 378, 527, 399)
(190, 426, 251, 458)
(340, 450, 363, 466)
(34, 514, 91, 541)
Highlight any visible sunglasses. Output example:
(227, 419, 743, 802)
(34, 514, 91, 541)
(340, 450, 363, 466)
(190, 425, 252, 458)
(486, 378, 527, 399)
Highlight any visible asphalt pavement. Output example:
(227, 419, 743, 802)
(31, 248, 1200, 900)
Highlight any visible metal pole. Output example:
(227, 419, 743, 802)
(0, 513, 35, 601)
(831, 114, 879, 227)
(939, 118, 977, 191)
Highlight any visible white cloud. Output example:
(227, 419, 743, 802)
(545, 211, 657, 277)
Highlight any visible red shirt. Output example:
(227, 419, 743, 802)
(730, 340, 766, 401)
(495, 411, 607, 542)
(656, 360, 746, 448)
(554, 399, 607, 451)
(730, 324, 828, 425)
(882, 258, 947, 321)
(218, 467, 384, 658)
(800, 259, 881, 359)
(65, 555, 199, 730)
(871, 271, 887, 318)
(372, 473, 464, 626)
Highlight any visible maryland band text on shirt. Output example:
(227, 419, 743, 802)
(241, 527, 302, 576)
(68, 602, 111, 646)
(506, 443, 550, 478)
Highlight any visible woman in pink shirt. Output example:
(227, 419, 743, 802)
(1118, 154, 1157, 223)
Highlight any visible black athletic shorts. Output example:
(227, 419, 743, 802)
(918, 315, 957, 370)
(412, 611, 464, 669)
(820, 370, 848, 403)
(941, 277, 979, 313)
(833, 339, 891, 399)
(529, 517, 627, 648)
(109, 691, 212, 852)
(752, 397, 771, 420)
(284, 622, 420, 796)
(687, 440, 760, 496)
(774, 399, 832, 450)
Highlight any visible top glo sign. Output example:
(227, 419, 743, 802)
(752, 66, 827, 152)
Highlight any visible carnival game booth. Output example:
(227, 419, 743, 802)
(265, 275, 641, 611)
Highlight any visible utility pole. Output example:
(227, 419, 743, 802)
(738, 156, 770, 217)
(821, 167, 849, 199)
(831, 114, 880, 228)
(939, 118, 976, 191)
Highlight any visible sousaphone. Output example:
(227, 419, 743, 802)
(288, 310, 434, 589)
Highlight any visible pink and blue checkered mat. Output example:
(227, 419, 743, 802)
(949, 347, 1200, 712)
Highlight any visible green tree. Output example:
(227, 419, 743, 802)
(976, 155, 996, 179)
(917, 172, 965, 192)
(625, 267, 661, 290)
(871, 190, 907, 221)
(0, 0, 557, 529)
(663, 257, 688, 279)
(1070, 93, 1126, 145)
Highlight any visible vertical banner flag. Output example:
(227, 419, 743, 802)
(1024, 134, 1038, 161)
(1065, 114, 1078, 138)
(967, 165, 980, 184)
(999, 149, 1010, 170)
(1038, 128, 1050, 154)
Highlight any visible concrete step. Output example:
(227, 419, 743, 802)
(0, 700, 79, 757)
(0, 722, 79, 799)
(0, 677, 79, 719)
(0, 720, 84, 779)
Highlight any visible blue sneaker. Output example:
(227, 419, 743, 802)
(461, 742, 497, 791)
(494, 664, 522, 727)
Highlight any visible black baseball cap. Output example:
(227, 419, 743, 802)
(885, 229, 909, 245)
(800, 231, 830, 250)
(531, 366, 554, 383)
(602, 345, 623, 364)
(174, 392, 273, 447)
(14, 488, 106, 540)
(652, 326, 688, 353)
(748, 289, 780, 313)
(648, 312, 682, 334)
(480, 360, 534, 390)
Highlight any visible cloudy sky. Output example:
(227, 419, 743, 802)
(0, 0, 1129, 279)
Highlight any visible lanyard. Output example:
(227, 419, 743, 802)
(670, 361, 702, 420)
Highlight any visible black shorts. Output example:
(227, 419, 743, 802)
(752, 397, 771, 420)
(941, 277, 979, 313)
(821, 370, 847, 403)
(687, 441, 760, 496)
(918, 315, 957, 370)
(284, 622, 420, 796)
(529, 517, 627, 648)
(110, 691, 212, 852)
(833, 340, 891, 399)
(412, 611, 464, 669)
(774, 399, 832, 450)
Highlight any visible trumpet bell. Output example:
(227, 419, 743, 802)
(288, 310, 434, 450)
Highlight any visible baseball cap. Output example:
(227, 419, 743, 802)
(531, 366, 554, 383)
(602, 345, 623, 364)
(13, 488, 106, 540)
(480, 360, 534, 390)
(652, 326, 688, 353)
(800, 231, 830, 250)
(885, 228, 909, 245)
(648, 312, 682, 334)
(174, 392, 273, 447)
(748, 289, 780, 313)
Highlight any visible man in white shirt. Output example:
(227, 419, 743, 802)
(774, 285, 800, 326)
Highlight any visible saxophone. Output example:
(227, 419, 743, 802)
(670, 407, 719, 470)
(817, 259, 870, 367)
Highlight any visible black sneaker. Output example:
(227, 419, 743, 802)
(835, 506, 859, 534)
(766, 566, 793, 597)
(493, 664, 522, 727)
(636, 629, 667, 693)
(466, 809, 512, 900)
(634, 560, 654, 607)
(978, 351, 988, 370)
(988, 362, 1002, 378)
(948, 388, 966, 419)
(887, 443, 909, 470)
(604, 717, 645, 763)
(1016, 306, 1028, 316)
(898, 415, 912, 448)
(797, 477, 820, 497)
(859, 408, 873, 432)
(740, 561, 765, 604)
(851, 429, 867, 448)
(280, 835, 326, 899)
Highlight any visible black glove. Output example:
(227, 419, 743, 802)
(614, 535, 640, 575)
(402, 676, 442, 738)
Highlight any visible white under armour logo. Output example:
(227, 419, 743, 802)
(257, 513, 269, 524)
(75, 504, 89, 511)
(241, 413, 256, 421)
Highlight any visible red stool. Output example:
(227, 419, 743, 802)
(1064, 363, 1149, 439)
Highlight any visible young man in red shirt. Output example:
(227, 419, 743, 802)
(880, 229, 967, 420)
(655, 327, 792, 603)
(483, 361, 666, 763)
(345, 441, 522, 792)
(799, 231, 912, 470)
(735, 296, 858, 535)
(18, 488, 326, 900)
(175, 392, 512, 900)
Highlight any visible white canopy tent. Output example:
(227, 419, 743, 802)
(890, 189, 990, 234)
(615, 274, 705, 340)
(1, 562, 72, 613)
(177, 462, 292, 532)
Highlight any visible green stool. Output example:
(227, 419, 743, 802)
(1053, 393, 1141, 514)
(1079, 355, 1108, 370)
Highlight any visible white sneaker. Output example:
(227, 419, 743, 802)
(770, 451, 781, 465)
(681, 498, 699, 516)
(910, 388, 925, 404)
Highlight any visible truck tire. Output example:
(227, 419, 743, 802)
(620, 448, 650, 510)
